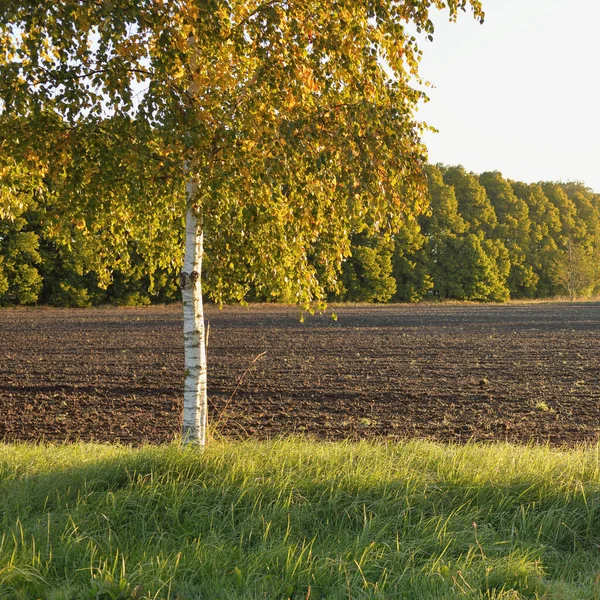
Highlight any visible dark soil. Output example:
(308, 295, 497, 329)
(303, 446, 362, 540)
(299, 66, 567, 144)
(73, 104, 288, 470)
(1, 303, 599, 446)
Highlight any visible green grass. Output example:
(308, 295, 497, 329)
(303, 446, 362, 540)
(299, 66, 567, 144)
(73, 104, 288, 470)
(1, 440, 600, 599)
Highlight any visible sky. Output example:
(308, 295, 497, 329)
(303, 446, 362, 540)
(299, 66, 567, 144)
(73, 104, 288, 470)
(416, 0, 600, 193)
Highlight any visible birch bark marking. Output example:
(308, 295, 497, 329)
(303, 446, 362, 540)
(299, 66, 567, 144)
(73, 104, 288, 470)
(181, 178, 207, 445)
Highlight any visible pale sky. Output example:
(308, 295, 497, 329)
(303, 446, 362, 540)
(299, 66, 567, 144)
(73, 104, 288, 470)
(416, 0, 600, 193)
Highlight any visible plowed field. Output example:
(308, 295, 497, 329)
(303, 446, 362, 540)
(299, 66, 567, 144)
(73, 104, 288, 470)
(1, 303, 599, 445)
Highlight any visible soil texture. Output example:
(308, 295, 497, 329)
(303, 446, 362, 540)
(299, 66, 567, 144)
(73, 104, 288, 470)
(1, 303, 599, 446)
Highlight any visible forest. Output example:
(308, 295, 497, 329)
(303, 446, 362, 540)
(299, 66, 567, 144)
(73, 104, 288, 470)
(2, 164, 599, 307)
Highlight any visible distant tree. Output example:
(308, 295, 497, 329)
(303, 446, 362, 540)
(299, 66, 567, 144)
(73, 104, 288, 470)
(539, 182, 595, 298)
(341, 233, 396, 303)
(555, 240, 599, 300)
(511, 182, 562, 297)
(478, 237, 511, 301)
(40, 254, 101, 307)
(0, 212, 43, 305)
(391, 217, 433, 302)
(441, 165, 497, 237)
(560, 182, 600, 254)
(429, 233, 509, 302)
(541, 183, 584, 248)
(423, 165, 467, 238)
(419, 164, 464, 299)
(554, 183, 600, 299)
(0, 130, 44, 304)
(479, 171, 537, 297)
(561, 182, 600, 225)
(430, 165, 510, 301)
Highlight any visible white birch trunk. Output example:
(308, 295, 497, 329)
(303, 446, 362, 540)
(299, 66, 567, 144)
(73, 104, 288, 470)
(181, 188, 208, 445)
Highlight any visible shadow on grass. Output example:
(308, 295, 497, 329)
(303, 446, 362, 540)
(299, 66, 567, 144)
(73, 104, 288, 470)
(1, 441, 600, 599)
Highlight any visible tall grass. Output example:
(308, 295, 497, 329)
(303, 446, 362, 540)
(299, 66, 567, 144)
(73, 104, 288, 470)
(1, 439, 600, 599)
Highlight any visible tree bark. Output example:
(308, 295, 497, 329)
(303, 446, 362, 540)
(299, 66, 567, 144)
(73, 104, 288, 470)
(181, 187, 208, 445)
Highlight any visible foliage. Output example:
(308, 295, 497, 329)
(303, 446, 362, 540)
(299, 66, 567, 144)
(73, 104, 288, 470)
(511, 181, 562, 298)
(2, 165, 599, 306)
(479, 171, 537, 297)
(554, 240, 599, 300)
(426, 233, 510, 301)
(2, 2, 598, 307)
(340, 233, 396, 302)
(391, 216, 433, 302)
(441, 165, 497, 238)
(1, 0, 486, 310)
(0, 211, 42, 305)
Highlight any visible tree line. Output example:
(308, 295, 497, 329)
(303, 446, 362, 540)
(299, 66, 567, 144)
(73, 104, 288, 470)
(2, 163, 598, 307)
(341, 165, 600, 303)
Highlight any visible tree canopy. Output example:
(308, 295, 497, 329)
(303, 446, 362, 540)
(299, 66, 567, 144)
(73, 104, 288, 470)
(1, 0, 485, 306)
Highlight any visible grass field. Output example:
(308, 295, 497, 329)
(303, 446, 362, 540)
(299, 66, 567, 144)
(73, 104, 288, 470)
(1, 440, 600, 599)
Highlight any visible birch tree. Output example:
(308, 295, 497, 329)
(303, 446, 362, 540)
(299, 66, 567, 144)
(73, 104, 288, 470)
(1, 0, 484, 444)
